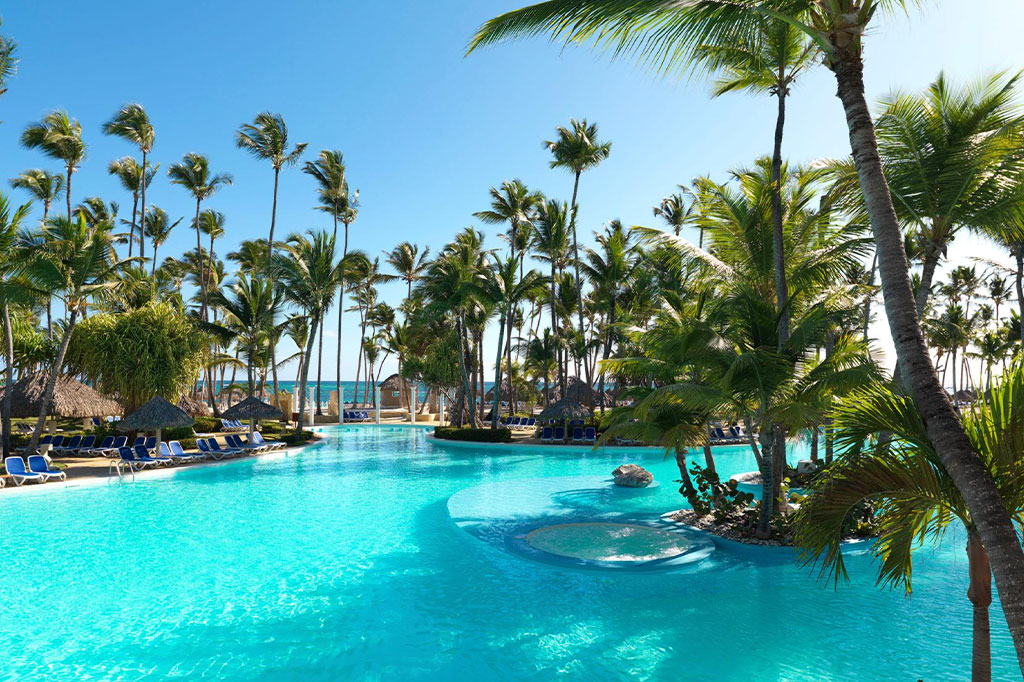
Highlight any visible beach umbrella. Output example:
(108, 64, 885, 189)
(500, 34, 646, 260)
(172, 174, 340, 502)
(118, 396, 194, 456)
(537, 397, 590, 423)
(221, 395, 282, 439)
(0, 372, 121, 419)
(177, 394, 211, 417)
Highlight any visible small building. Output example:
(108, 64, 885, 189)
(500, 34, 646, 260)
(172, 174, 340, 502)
(379, 373, 411, 409)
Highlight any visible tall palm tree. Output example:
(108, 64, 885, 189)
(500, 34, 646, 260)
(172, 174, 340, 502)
(167, 153, 232, 319)
(468, 1, 1024, 658)
(385, 242, 431, 301)
(545, 118, 610, 394)
(473, 179, 542, 271)
(532, 199, 572, 391)
(0, 193, 30, 457)
(653, 186, 696, 239)
(20, 213, 133, 451)
(0, 16, 17, 97)
(209, 276, 283, 395)
(195, 209, 225, 287)
(142, 206, 182, 276)
(236, 112, 307, 253)
(103, 103, 155, 259)
(107, 157, 155, 258)
(21, 111, 85, 220)
(270, 231, 346, 433)
(9, 169, 62, 224)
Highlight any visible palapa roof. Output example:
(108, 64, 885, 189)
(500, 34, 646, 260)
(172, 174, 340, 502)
(484, 378, 514, 402)
(221, 395, 283, 421)
(0, 372, 121, 418)
(538, 397, 591, 421)
(177, 394, 211, 417)
(378, 373, 409, 390)
(118, 396, 194, 432)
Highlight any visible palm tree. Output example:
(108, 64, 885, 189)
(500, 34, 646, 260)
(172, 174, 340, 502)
(236, 112, 307, 253)
(103, 104, 155, 260)
(545, 118, 610, 394)
(142, 206, 182, 276)
(107, 157, 155, 258)
(473, 179, 542, 271)
(21, 214, 133, 451)
(468, 1, 1024, 657)
(209, 276, 283, 395)
(532, 199, 571, 391)
(797, 367, 1024, 682)
(0, 193, 30, 457)
(519, 330, 558, 407)
(385, 242, 431, 301)
(21, 111, 85, 220)
(270, 231, 346, 433)
(167, 153, 232, 319)
(0, 16, 17, 97)
(653, 186, 696, 239)
(195, 209, 225, 286)
(10, 169, 62, 224)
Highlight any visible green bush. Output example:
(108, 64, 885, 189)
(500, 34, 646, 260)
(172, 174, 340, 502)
(434, 427, 512, 443)
(193, 416, 219, 433)
(163, 426, 195, 440)
(280, 430, 314, 445)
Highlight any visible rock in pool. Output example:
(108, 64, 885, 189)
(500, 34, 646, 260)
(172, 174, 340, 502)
(612, 464, 653, 488)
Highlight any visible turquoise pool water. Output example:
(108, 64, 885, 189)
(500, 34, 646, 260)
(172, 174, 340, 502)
(0, 427, 1014, 680)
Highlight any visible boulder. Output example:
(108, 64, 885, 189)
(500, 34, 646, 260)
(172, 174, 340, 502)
(612, 464, 653, 488)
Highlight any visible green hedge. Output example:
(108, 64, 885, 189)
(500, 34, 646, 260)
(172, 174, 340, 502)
(434, 427, 512, 443)
(193, 416, 220, 433)
(279, 430, 314, 446)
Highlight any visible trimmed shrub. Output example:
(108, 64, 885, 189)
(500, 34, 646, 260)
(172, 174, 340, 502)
(434, 427, 512, 443)
(193, 417, 219, 433)
(281, 430, 314, 446)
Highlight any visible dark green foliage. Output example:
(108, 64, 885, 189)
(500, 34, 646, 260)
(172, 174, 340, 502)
(434, 427, 512, 443)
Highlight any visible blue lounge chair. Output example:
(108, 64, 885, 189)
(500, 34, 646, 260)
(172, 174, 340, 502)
(116, 447, 153, 473)
(5, 456, 44, 485)
(27, 455, 66, 482)
(144, 436, 157, 451)
(196, 439, 221, 460)
(81, 435, 114, 456)
(169, 441, 206, 462)
(55, 435, 82, 453)
(91, 417, 102, 427)
(132, 436, 146, 449)
(134, 444, 171, 466)
(75, 435, 96, 453)
(226, 434, 264, 452)
(553, 426, 565, 443)
(571, 427, 585, 444)
(251, 431, 285, 450)
(540, 426, 553, 443)
(104, 436, 128, 456)
(524, 417, 537, 430)
(207, 438, 242, 458)
(509, 417, 522, 429)
(584, 427, 597, 445)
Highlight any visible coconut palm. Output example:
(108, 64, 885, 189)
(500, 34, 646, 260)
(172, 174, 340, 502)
(209, 276, 283, 395)
(236, 112, 307, 253)
(195, 209, 225, 286)
(0, 193, 30, 457)
(796, 365, 1024, 682)
(142, 207, 182, 276)
(227, 239, 271, 276)
(21, 111, 85, 220)
(9, 169, 63, 224)
(73, 197, 118, 230)
(20, 214, 134, 451)
(167, 153, 232, 319)
(103, 104, 155, 259)
(468, 1, 1024, 655)
(473, 179, 542, 269)
(653, 186, 697, 239)
(532, 199, 572, 390)
(270, 231, 346, 433)
(519, 329, 558, 407)
(0, 16, 17, 97)
(107, 156, 155, 258)
(544, 118, 610, 394)
(385, 242, 431, 301)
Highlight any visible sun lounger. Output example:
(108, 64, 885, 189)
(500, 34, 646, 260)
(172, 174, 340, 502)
(116, 447, 153, 473)
(132, 436, 146, 449)
(571, 427, 585, 444)
(251, 431, 286, 450)
(27, 455, 66, 482)
(74, 435, 96, 453)
(168, 440, 206, 462)
(521, 418, 536, 431)
(226, 434, 265, 452)
(553, 426, 565, 443)
(144, 436, 157, 451)
(584, 427, 597, 445)
(54, 435, 82, 453)
(5, 456, 45, 485)
(81, 435, 114, 456)
(134, 444, 172, 466)
(540, 426, 553, 443)
(207, 438, 242, 458)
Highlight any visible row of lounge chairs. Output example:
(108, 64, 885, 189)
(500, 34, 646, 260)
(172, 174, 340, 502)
(540, 426, 597, 445)
(708, 425, 748, 445)
(500, 416, 537, 431)
(220, 419, 248, 432)
(343, 410, 372, 422)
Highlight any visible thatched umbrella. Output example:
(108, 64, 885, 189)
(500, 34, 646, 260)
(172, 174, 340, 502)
(177, 394, 210, 417)
(0, 372, 121, 419)
(221, 395, 282, 439)
(538, 397, 590, 423)
(118, 396, 194, 455)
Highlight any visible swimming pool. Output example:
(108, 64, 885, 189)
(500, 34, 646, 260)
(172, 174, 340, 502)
(0, 427, 1013, 680)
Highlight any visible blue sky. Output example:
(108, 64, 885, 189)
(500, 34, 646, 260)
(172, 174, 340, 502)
(2, 0, 1022, 381)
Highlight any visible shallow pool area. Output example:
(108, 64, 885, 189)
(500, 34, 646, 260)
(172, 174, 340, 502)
(0, 426, 1014, 680)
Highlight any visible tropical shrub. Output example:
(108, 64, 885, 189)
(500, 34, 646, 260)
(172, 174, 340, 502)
(67, 302, 207, 412)
(434, 426, 512, 443)
(688, 463, 755, 521)
(192, 416, 219, 433)
(280, 430, 314, 445)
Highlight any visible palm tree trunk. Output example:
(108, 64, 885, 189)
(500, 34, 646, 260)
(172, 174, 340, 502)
(755, 421, 775, 539)
(315, 319, 325, 416)
(268, 168, 282, 413)
(2, 303, 14, 458)
(834, 54, 1024, 663)
(968, 530, 993, 682)
(128, 192, 138, 259)
(701, 441, 717, 477)
(336, 215, 345, 414)
(139, 149, 148, 261)
(456, 313, 477, 428)
(864, 252, 877, 342)
(675, 449, 698, 505)
(492, 311, 507, 428)
(296, 312, 319, 434)
(65, 164, 73, 219)
(567, 170, 592, 400)
(28, 308, 78, 452)
(194, 198, 205, 317)
(1015, 246, 1024, 346)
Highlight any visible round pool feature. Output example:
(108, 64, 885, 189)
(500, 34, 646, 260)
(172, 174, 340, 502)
(528, 522, 695, 562)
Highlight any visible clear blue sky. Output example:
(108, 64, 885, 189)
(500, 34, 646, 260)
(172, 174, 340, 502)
(2, 0, 1021, 381)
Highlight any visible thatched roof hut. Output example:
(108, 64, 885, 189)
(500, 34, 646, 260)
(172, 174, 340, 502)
(561, 377, 599, 406)
(222, 395, 283, 437)
(538, 397, 590, 422)
(177, 394, 211, 417)
(484, 378, 513, 403)
(0, 372, 121, 418)
(378, 373, 411, 409)
(118, 396, 194, 432)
